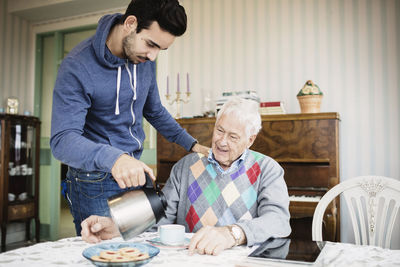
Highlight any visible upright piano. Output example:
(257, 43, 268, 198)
(156, 113, 340, 241)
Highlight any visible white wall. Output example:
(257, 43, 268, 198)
(157, 0, 400, 248)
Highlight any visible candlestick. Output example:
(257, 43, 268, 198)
(165, 81, 191, 119)
(166, 76, 169, 95)
(187, 73, 190, 93)
(177, 73, 180, 92)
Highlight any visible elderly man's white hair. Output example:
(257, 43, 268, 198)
(216, 97, 261, 138)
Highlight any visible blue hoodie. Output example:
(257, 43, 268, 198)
(50, 13, 195, 172)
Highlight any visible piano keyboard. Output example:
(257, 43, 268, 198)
(289, 195, 321, 202)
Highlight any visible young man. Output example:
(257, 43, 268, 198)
(81, 97, 291, 255)
(50, 0, 208, 235)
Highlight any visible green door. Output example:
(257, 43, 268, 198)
(35, 28, 96, 240)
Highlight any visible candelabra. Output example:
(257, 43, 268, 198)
(165, 73, 191, 119)
(165, 91, 191, 119)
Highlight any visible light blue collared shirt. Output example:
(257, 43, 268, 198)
(207, 149, 248, 174)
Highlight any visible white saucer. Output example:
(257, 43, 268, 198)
(146, 237, 191, 249)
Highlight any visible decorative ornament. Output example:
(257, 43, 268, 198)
(6, 97, 19, 114)
(359, 178, 385, 233)
(297, 80, 323, 113)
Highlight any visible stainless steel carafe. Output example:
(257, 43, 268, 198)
(107, 174, 167, 240)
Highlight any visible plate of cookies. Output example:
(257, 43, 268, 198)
(82, 242, 160, 266)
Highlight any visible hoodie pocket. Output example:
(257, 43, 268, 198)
(75, 170, 108, 199)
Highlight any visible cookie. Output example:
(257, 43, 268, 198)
(112, 255, 131, 262)
(91, 255, 109, 262)
(118, 247, 141, 257)
(99, 250, 119, 260)
(131, 252, 150, 261)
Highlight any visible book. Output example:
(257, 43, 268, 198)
(259, 101, 286, 115)
(215, 91, 260, 114)
(260, 101, 283, 107)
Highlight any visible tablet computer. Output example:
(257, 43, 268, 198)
(247, 238, 325, 265)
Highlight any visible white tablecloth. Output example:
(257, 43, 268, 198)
(0, 232, 399, 267)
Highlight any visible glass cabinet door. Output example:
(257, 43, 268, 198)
(0, 114, 41, 252)
(8, 123, 36, 202)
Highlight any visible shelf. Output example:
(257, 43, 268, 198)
(275, 158, 330, 164)
(7, 198, 35, 205)
(174, 112, 341, 124)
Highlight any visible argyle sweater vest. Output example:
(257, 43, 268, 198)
(174, 151, 264, 232)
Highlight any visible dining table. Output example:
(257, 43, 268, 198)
(0, 231, 399, 267)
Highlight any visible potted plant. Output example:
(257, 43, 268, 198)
(297, 80, 323, 113)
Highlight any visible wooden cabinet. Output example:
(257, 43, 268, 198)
(0, 114, 40, 251)
(157, 113, 340, 241)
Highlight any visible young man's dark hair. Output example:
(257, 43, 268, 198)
(120, 0, 187, 36)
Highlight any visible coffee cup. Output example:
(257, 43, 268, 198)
(18, 192, 28, 201)
(15, 166, 21, 175)
(158, 224, 185, 245)
(21, 164, 28, 175)
(8, 193, 15, 202)
(9, 168, 16, 176)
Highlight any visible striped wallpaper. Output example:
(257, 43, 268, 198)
(0, 0, 32, 114)
(0, 0, 398, 247)
(160, 0, 399, 180)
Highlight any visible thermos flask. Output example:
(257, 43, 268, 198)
(108, 173, 167, 240)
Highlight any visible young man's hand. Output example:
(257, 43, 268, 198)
(191, 143, 210, 156)
(111, 154, 156, 188)
(81, 215, 120, 243)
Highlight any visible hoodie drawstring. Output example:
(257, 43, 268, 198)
(115, 63, 137, 115)
(125, 63, 137, 101)
(115, 66, 121, 115)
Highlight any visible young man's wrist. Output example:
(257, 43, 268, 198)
(189, 140, 198, 152)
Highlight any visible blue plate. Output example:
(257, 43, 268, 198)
(82, 242, 160, 267)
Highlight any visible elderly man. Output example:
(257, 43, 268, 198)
(81, 97, 291, 255)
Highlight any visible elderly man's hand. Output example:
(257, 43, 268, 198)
(188, 226, 235, 256)
(111, 154, 156, 189)
(81, 215, 120, 243)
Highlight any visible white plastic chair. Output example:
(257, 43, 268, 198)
(312, 176, 400, 248)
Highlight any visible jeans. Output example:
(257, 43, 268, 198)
(64, 166, 131, 235)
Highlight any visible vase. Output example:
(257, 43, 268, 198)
(297, 94, 323, 113)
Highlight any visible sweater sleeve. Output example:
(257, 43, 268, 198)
(50, 58, 124, 172)
(155, 161, 184, 227)
(143, 62, 196, 151)
(235, 158, 291, 246)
